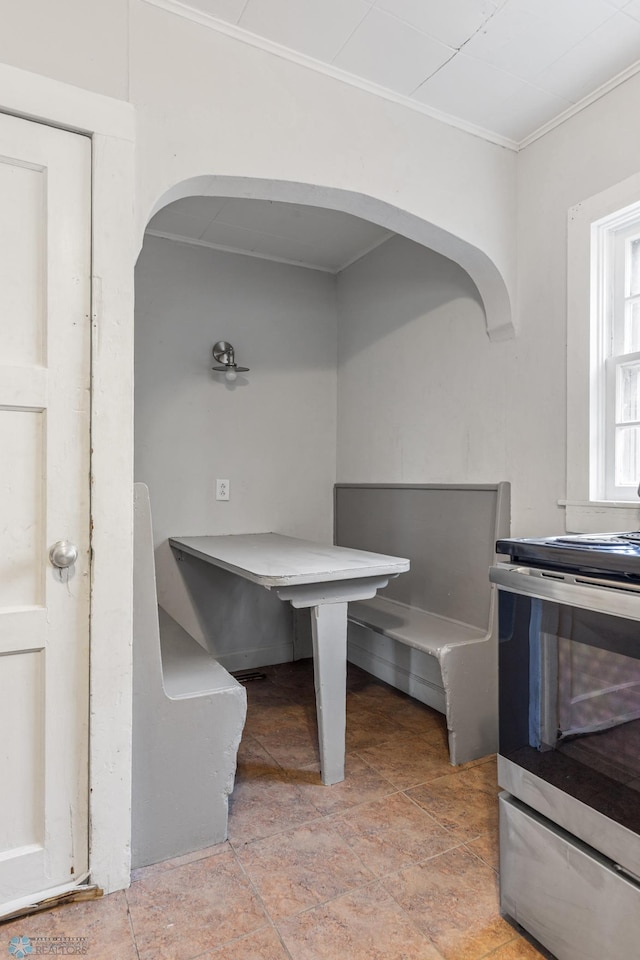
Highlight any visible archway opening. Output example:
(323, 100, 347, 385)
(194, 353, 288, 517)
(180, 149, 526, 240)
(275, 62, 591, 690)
(134, 180, 514, 661)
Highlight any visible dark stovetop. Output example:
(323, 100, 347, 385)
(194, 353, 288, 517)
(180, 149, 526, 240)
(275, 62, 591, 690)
(496, 532, 640, 580)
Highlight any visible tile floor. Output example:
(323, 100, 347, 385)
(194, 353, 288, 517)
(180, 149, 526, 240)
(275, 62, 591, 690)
(1, 659, 549, 960)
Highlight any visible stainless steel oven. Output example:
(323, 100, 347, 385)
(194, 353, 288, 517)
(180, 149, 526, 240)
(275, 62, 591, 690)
(490, 534, 640, 960)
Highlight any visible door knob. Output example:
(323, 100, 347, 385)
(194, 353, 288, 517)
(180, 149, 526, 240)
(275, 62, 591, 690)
(49, 540, 78, 569)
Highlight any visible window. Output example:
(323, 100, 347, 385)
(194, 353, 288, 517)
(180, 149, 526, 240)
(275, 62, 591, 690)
(566, 174, 640, 531)
(592, 205, 640, 501)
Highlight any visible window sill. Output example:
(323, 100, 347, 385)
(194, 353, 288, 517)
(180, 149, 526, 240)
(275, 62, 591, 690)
(559, 500, 640, 533)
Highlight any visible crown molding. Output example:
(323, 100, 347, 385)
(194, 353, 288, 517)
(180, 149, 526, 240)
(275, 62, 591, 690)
(519, 58, 640, 149)
(141, 0, 519, 152)
(142, 0, 640, 153)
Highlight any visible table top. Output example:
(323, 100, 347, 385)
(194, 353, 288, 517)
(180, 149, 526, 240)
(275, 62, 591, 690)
(169, 533, 410, 588)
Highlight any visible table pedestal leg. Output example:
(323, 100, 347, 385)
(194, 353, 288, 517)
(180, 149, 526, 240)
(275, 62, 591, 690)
(310, 601, 347, 786)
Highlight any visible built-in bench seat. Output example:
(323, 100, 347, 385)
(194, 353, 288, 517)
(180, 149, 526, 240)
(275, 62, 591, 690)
(335, 483, 510, 765)
(348, 597, 486, 656)
(132, 483, 246, 869)
(158, 606, 241, 699)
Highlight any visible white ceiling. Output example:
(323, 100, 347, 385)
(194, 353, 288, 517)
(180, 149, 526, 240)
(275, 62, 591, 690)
(146, 197, 394, 271)
(164, 0, 640, 144)
(146, 0, 640, 267)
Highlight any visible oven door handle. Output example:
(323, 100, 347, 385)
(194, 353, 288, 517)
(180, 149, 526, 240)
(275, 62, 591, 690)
(489, 563, 640, 621)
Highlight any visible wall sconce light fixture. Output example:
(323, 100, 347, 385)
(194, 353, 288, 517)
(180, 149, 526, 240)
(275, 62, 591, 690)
(212, 341, 249, 382)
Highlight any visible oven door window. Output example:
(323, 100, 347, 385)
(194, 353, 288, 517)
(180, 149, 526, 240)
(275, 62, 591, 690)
(500, 593, 640, 787)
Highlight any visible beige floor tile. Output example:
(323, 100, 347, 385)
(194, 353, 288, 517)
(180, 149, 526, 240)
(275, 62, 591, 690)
(406, 766, 499, 842)
(236, 819, 375, 920)
(350, 681, 445, 725)
(349, 678, 417, 711)
(0, 891, 137, 960)
(357, 735, 457, 790)
(389, 701, 450, 746)
(383, 847, 515, 960)
(484, 935, 550, 958)
(244, 699, 317, 739)
(236, 732, 279, 767)
(346, 701, 411, 751)
(277, 883, 445, 960)
(329, 792, 463, 877)
(465, 832, 499, 872)
(293, 753, 397, 815)
(126, 848, 268, 960)
(243, 679, 295, 705)
(199, 925, 291, 959)
(233, 735, 302, 800)
(228, 747, 322, 845)
(4, 663, 559, 960)
(461, 756, 499, 792)
(252, 727, 320, 769)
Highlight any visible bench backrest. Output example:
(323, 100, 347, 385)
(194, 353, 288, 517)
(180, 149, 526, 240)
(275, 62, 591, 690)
(334, 483, 510, 630)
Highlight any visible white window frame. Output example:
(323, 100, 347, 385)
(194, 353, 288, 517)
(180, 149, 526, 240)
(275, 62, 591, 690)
(594, 212, 640, 501)
(565, 174, 640, 532)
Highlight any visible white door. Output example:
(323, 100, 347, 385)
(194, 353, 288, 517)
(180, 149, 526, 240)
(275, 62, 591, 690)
(0, 113, 91, 910)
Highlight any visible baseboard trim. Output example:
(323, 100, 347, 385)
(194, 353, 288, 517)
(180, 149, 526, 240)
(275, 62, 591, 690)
(347, 635, 446, 715)
(216, 643, 293, 673)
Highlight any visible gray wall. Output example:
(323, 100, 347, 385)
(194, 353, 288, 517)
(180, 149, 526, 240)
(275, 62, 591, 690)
(336, 235, 514, 507)
(135, 233, 502, 665)
(135, 236, 338, 668)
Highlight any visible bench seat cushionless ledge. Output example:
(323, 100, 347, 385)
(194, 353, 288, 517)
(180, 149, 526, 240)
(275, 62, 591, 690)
(335, 483, 510, 766)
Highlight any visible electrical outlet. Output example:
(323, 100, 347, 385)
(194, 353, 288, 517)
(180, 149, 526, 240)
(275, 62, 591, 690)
(216, 479, 230, 501)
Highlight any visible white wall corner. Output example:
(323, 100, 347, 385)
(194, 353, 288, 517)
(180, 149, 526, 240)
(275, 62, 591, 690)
(89, 131, 136, 894)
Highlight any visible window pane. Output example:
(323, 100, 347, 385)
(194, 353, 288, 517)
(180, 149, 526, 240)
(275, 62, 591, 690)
(617, 361, 640, 422)
(624, 301, 640, 353)
(615, 426, 640, 486)
(630, 238, 640, 297)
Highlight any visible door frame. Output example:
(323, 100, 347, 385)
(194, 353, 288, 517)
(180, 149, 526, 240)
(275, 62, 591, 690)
(0, 62, 135, 896)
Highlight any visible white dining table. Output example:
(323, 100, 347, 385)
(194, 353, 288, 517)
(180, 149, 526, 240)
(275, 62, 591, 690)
(169, 533, 409, 785)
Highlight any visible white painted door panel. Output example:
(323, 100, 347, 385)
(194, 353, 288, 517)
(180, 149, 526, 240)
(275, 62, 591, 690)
(0, 113, 91, 909)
